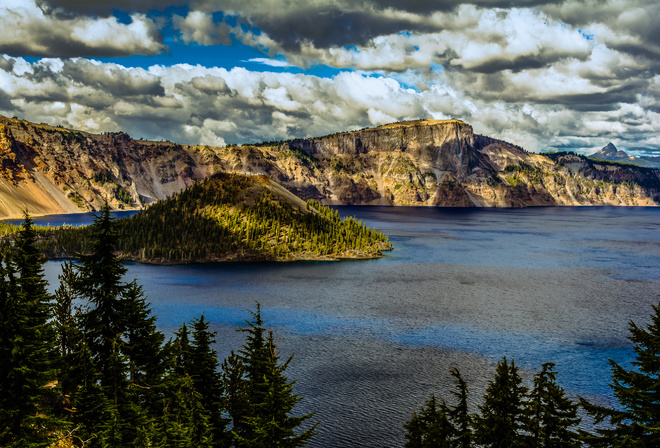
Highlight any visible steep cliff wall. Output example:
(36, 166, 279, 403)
(0, 115, 657, 218)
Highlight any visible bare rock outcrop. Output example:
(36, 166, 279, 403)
(0, 115, 657, 218)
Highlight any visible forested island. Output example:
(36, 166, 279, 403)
(1, 173, 392, 264)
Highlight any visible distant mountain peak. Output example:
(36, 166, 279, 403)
(602, 142, 618, 154)
(589, 142, 660, 168)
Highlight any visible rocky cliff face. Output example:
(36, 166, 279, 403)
(0, 115, 657, 218)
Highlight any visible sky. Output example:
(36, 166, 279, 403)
(0, 0, 659, 155)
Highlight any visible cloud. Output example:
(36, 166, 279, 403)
(2, 56, 659, 155)
(247, 58, 291, 68)
(0, 0, 164, 57)
(172, 11, 231, 46)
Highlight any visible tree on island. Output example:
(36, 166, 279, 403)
(581, 302, 660, 448)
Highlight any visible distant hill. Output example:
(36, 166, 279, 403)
(38, 172, 392, 263)
(589, 142, 660, 168)
(0, 114, 659, 213)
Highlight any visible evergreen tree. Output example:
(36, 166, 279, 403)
(233, 304, 318, 447)
(525, 362, 581, 448)
(473, 357, 528, 448)
(403, 394, 454, 448)
(52, 260, 83, 405)
(0, 214, 63, 447)
(76, 203, 129, 388)
(581, 302, 660, 448)
(222, 350, 249, 444)
(71, 203, 160, 447)
(190, 315, 229, 447)
(448, 368, 472, 448)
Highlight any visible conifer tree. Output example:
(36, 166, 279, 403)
(222, 350, 249, 443)
(581, 302, 660, 447)
(233, 304, 318, 447)
(448, 368, 472, 448)
(403, 394, 454, 448)
(53, 260, 80, 396)
(72, 203, 161, 446)
(0, 214, 63, 446)
(473, 357, 528, 448)
(190, 315, 229, 447)
(525, 362, 581, 448)
(76, 203, 129, 386)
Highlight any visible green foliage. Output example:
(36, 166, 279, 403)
(35, 173, 391, 263)
(526, 363, 581, 448)
(474, 357, 528, 448)
(231, 304, 318, 448)
(404, 394, 454, 448)
(0, 214, 64, 447)
(406, 358, 584, 448)
(581, 303, 660, 448)
(0, 212, 318, 447)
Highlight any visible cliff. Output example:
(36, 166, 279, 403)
(0, 115, 657, 218)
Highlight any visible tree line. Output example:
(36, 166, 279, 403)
(403, 303, 660, 447)
(0, 207, 317, 447)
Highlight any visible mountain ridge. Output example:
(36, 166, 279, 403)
(589, 142, 660, 168)
(0, 114, 658, 218)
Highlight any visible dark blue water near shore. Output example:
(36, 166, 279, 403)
(36, 206, 660, 447)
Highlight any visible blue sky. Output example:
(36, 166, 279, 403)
(1, 0, 659, 155)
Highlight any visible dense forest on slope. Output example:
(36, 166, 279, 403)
(2, 173, 392, 263)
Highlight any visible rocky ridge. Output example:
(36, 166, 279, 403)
(589, 142, 660, 169)
(0, 115, 658, 218)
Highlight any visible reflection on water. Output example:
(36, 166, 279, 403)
(39, 206, 660, 447)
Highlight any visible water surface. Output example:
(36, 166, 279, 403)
(37, 206, 660, 447)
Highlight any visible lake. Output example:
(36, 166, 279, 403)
(30, 206, 660, 447)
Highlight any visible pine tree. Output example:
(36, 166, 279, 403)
(53, 260, 83, 402)
(76, 203, 129, 387)
(72, 203, 159, 447)
(0, 214, 63, 447)
(525, 362, 581, 448)
(448, 368, 472, 448)
(403, 394, 454, 448)
(233, 304, 318, 447)
(222, 350, 249, 444)
(581, 302, 660, 448)
(190, 315, 229, 447)
(473, 357, 528, 448)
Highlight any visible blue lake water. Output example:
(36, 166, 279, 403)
(30, 206, 660, 447)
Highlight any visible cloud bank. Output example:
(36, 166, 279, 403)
(0, 0, 658, 154)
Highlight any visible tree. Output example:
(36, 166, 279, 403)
(403, 394, 454, 448)
(448, 368, 472, 448)
(190, 315, 229, 447)
(473, 357, 528, 448)
(72, 203, 163, 447)
(232, 304, 318, 447)
(0, 214, 63, 447)
(581, 302, 660, 448)
(526, 362, 581, 448)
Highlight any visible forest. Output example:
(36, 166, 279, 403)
(6, 173, 391, 263)
(0, 210, 317, 447)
